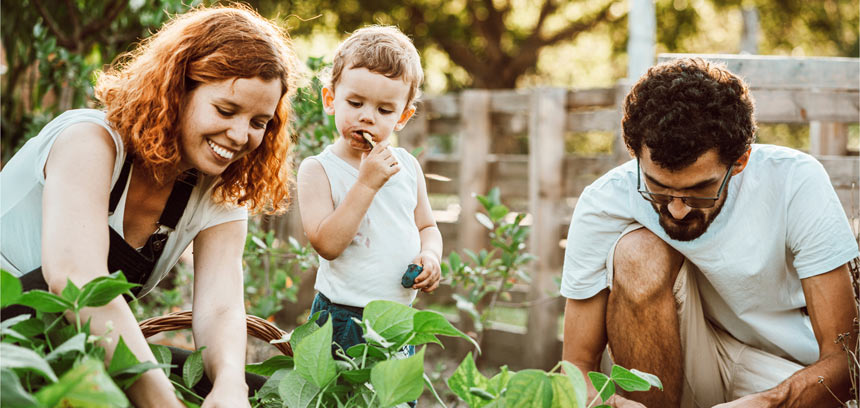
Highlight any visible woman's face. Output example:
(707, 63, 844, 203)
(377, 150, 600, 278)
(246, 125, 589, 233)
(178, 77, 281, 176)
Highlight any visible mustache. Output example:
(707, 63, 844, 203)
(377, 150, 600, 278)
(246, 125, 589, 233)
(656, 203, 705, 224)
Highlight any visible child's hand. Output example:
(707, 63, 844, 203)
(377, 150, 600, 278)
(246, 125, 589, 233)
(357, 140, 400, 191)
(412, 250, 441, 293)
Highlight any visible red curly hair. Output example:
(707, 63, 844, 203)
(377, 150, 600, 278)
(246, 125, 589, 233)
(95, 4, 299, 214)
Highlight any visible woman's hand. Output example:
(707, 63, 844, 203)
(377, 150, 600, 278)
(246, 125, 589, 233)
(412, 250, 442, 292)
(201, 380, 250, 408)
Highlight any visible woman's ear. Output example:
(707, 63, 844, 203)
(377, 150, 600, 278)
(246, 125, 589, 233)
(732, 147, 752, 176)
(394, 106, 416, 131)
(321, 87, 335, 115)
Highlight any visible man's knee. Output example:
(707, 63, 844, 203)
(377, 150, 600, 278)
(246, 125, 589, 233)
(611, 228, 684, 305)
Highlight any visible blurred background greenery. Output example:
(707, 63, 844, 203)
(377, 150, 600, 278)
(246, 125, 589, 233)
(2, 0, 858, 159)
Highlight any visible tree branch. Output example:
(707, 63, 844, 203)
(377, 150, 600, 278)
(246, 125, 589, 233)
(81, 0, 129, 39)
(31, 0, 75, 49)
(541, 1, 614, 46)
(63, 0, 81, 39)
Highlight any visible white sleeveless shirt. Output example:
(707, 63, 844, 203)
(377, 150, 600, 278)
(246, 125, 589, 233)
(0, 109, 247, 296)
(309, 145, 421, 308)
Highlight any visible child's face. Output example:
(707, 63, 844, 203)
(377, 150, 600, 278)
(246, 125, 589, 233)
(323, 67, 415, 152)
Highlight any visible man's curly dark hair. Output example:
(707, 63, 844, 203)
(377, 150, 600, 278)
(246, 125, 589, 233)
(622, 58, 757, 170)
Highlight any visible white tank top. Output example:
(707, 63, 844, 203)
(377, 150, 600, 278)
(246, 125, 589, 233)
(310, 145, 421, 308)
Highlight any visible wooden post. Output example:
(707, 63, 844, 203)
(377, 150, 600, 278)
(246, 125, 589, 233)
(397, 100, 429, 164)
(809, 121, 849, 156)
(740, 6, 759, 54)
(628, 0, 656, 80)
(613, 79, 634, 164)
(524, 88, 567, 370)
(458, 90, 492, 252)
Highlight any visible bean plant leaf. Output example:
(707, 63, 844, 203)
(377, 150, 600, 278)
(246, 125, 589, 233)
(363, 300, 417, 346)
(361, 318, 395, 348)
(587, 371, 615, 403)
(34, 358, 128, 408)
(470, 387, 495, 400)
(475, 212, 495, 230)
(246, 355, 294, 377)
(0, 314, 31, 332)
(488, 205, 509, 223)
(557, 361, 588, 408)
(108, 337, 139, 375)
(257, 368, 289, 400)
(149, 344, 173, 377)
(1, 367, 39, 408)
(500, 370, 553, 408)
(610, 365, 652, 392)
(424, 373, 448, 408)
(295, 318, 337, 388)
(447, 352, 490, 407)
(16, 290, 73, 313)
(61, 279, 81, 304)
(346, 343, 388, 366)
(0, 342, 58, 382)
(487, 365, 512, 396)
(46, 332, 86, 362)
(77, 272, 138, 308)
(370, 346, 426, 407)
(278, 369, 320, 408)
(289, 311, 322, 352)
(341, 367, 371, 384)
(412, 310, 481, 353)
(1, 270, 22, 308)
(182, 347, 206, 390)
(630, 368, 663, 391)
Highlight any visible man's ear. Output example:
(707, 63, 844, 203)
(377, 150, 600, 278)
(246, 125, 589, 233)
(321, 86, 335, 115)
(394, 106, 416, 131)
(731, 147, 752, 175)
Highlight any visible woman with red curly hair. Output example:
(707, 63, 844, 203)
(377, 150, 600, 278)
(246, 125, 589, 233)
(0, 5, 299, 407)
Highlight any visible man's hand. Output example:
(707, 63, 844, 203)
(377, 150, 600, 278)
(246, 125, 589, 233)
(412, 250, 441, 292)
(201, 380, 250, 408)
(607, 394, 648, 407)
(712, 392, 776, 408)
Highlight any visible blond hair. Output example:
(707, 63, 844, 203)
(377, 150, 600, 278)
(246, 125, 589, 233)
(329, 26, 423, 109)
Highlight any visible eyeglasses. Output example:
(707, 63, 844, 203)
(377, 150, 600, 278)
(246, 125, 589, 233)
(636, 158, 733, 209)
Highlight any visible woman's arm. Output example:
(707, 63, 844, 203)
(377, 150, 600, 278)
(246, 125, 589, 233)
(42, 123, 182, 407)
(191, 219, 251, 408)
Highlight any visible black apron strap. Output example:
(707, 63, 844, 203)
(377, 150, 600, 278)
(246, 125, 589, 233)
(109, 154, 134, 214)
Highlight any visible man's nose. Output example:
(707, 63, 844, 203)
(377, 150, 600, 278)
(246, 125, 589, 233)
(666, 197, 692, 220)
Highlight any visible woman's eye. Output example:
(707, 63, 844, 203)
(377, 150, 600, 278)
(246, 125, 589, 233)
(251, 120, 268, 130)
(215, 106, 234, 116)
(347, 100, 361, 107)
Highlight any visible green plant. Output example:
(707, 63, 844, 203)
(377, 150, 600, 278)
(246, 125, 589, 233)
(247, 299, 481, 407)
(448, 353, 662, 408)
(243, 221, 318, 320)
(441, 187, 535, 336)
(291, 56, 339, 160)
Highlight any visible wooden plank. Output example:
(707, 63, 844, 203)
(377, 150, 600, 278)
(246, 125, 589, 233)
(753, 89, 859, 123)
(458, 90, 492, 252)
(490, 90, 530, 114)
(657, 54, 860, 90)
(423, 94, 460, 118)
(566, 109, 620, 133)
(525, 88, 567, 370)
(809, 122, 849, 156)
(567, 88, 616, 108)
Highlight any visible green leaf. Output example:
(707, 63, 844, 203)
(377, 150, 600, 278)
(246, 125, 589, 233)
(346, 343, 388, 365)
(0, 314, 32, 332)
(500, 370, 553, 408)
(182, 347, 205, 390)
(341, 367, 371, 384)
(246, 355, 294, 377)
(470, 387, 495, 400)
(1, 368, 40, 408)
(256, 367, 289, 400)
(0, 342, 58, 382)
(1, 270, 22, 308)
(449, 252, 462, 272)
(16, 290, 73, 313)
(446, 352, 489, 407)
(475, 212, 495, 230)
(556, 361, 588, 408)
(630, 368, 663, 391)
(77, 272, 138, 308)
(363, 300, 417, 346)
(149, 343, 173, 377)
(107, 336, 140, 375)
(488, 205, 509, 223)
(278, 369, 319, 408)
(111, 361, 166, 390)
(424, 373, 449, 408)
(371, 346, 426, 407)
(487, 366, 512, 396)
(60, 279, 81, 304)
(487, 188, 501, 206)
(34, 358, 128, 408)
(362, 318, 395, 348)
(587, 371, 615, 403)
(412, 310, 480, 353)
(46, 332, 86, 361)
(295, 318, 337, 388)
(289, 311, 322, 352)
(610, 365, 652, 392)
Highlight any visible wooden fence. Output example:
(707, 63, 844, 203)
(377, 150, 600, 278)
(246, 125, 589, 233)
(275, 54, 860, 370)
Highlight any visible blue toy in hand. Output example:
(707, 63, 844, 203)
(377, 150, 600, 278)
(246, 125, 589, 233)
(401, 263, 423, 288)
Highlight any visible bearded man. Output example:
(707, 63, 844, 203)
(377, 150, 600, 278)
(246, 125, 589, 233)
(561, 58, 859, 408)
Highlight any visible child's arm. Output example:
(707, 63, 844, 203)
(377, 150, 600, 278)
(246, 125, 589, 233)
(408, 156, 443, 293)
(297, 141, 400, 260)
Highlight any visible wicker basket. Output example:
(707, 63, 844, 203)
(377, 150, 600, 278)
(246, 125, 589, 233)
(138, 310, 293, 356)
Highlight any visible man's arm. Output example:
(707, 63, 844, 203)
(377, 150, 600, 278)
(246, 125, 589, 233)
(564, 291, 645, 407)
(715, 263, 856, 408)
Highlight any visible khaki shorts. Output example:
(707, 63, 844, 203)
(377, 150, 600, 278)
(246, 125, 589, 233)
(606, 224, 804, 408)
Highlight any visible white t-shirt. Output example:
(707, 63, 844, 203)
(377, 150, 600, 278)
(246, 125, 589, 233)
(309, 145, 421, 308)
(0, 109, 247, 296)
(561, 144, 859, 365)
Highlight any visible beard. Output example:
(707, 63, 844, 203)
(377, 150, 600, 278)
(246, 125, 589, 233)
(653, 201, 724, 241)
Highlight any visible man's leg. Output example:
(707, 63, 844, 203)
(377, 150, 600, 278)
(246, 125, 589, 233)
(606, 228, 685, 407)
